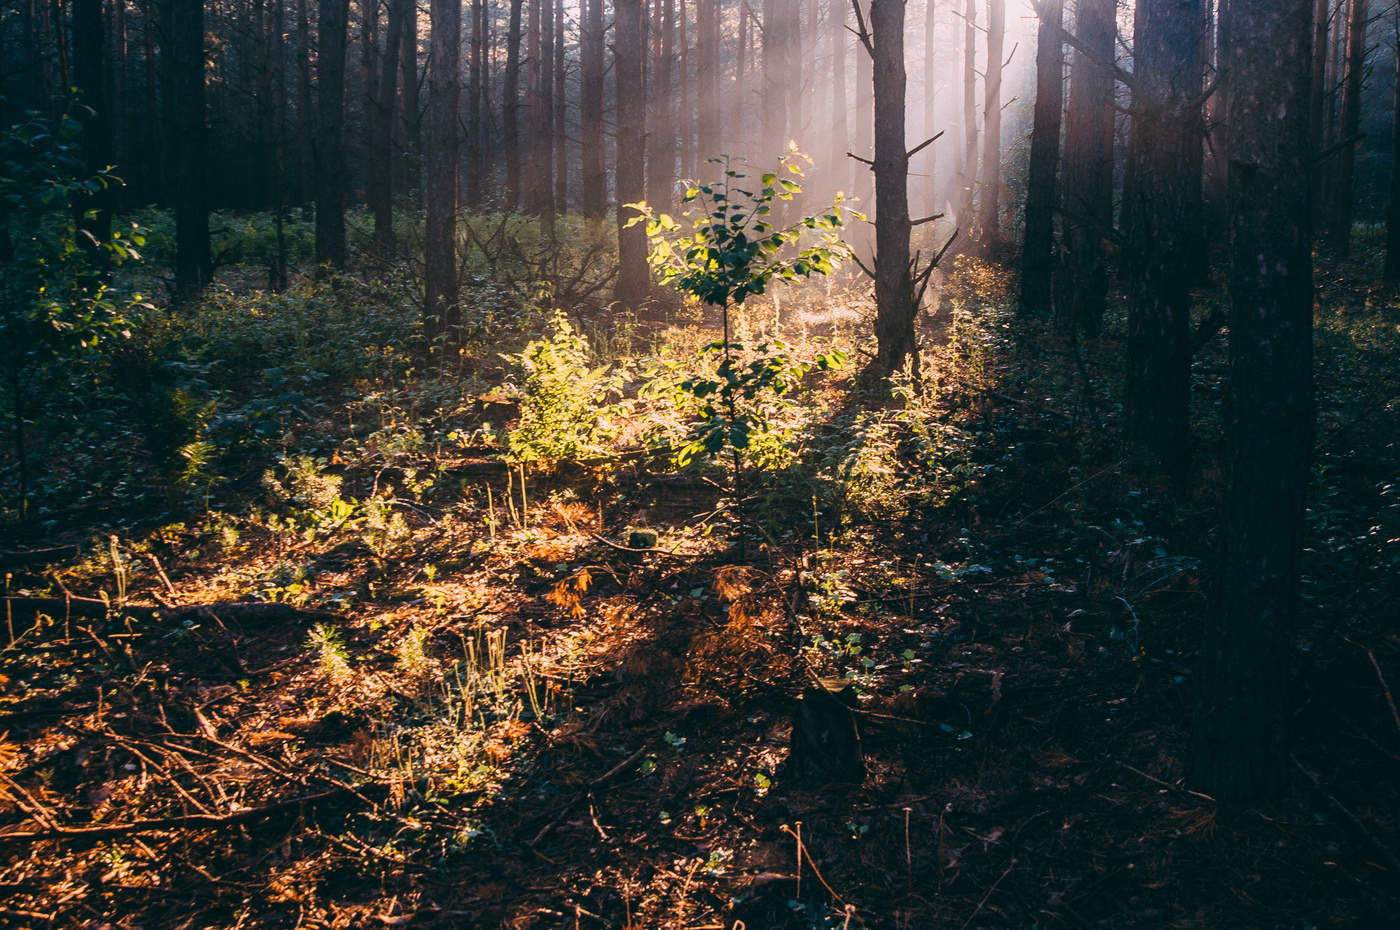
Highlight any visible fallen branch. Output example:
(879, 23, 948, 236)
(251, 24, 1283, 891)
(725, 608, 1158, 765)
(0, 784, 381, 845)
(2, 596, 339, 625)
(0, 546, 79, 570)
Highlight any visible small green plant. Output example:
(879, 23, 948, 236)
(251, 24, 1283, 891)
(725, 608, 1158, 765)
(627, 153, 850, 497)
(504, 311, 619, 466)
(307, 623, 351, 680)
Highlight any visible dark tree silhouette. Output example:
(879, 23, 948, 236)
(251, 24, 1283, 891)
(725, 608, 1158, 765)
(424, 0, 461, 347)
(1190, 0, 1315, 803)
(1020, 0, 1063, 317)
(614, 0, 650, 311)
(165, 0, 211, 296)
(315, 0, 350, 269)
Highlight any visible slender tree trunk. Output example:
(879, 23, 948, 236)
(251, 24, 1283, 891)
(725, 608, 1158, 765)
(505, 0, 524, 208)
(296, 0, 314, 205)
(554, 0, 567, 212)
(398, 0, 422, 198)
(977, 0, 1004, 253)
(1308, 0, 1329, 226)
(1020, 0, 1063, 317)
(922, 0, 937, 212)
(466, 0, 485, 208)
(1123, 0, 1203, 484)
(373, 0, 405, 243)
(270, 0, 289, 290)
(1327, 0, 1366, 254)
(425, 0, 461, 348)
(854, 0, 873, 202)
(955, 0, 977, 231)
(580, 0, 605, 218)
(1386, 21, 1400, 281)
(614, 0, 650, 310)
(1190, 0, 1314, 804)
(864, 0, 915, 379)
(697, 0, 719, 159)
(648, 0, 676, 208)
(680, 0, 694, 177)
(315, 0, 350, 268)
(762, 0, 782, 158)
(830, 0, 848, 195)
(72, 0, 113, 255)
(165, 0, 211, 296)
(1058, 0, 1115, 338)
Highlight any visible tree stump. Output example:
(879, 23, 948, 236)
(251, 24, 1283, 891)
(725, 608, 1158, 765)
(786, 679, 865, 785)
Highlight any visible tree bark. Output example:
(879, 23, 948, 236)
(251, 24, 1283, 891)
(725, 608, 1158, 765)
(977, 0, 1005, 254)
(955, 0, 977, 231)
(554, 0, 567, 212)
(1058, 0, 1115, 338)
(466, 0, 485, 208)
(164, 0, 211, 296)
(71, 0, 113, 255)
(865, 0, 915, 380)
(830, 0, 849, 197)
(372, 0, 405, 248)
(296, 0, 314, 205)
(424, 0, 461, 347)
(397, 0, 421, 198)
(649, 0, 677, 208)
(1326, 0, 1366, 255)
(504, 0, 525, 209)
(922, 0, 937, 212)
(614, 0, 650, 310)
(1189, 0, 1314, 804)
(1020, 0, 1063, 317)
(1386, 26, 1400, 281)
(580, 0, 605, 218)
(315, 0, 350, 269)
(1123, 0, 1203, 484)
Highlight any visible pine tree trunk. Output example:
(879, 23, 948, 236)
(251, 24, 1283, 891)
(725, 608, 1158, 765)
(372, 0, 405, 247)
(867, 0, 915, 380)
(1058, 0, 1114, 338)
(955, 0, 977, 231)
(315, 0, 350, 269)
(424, 0, 461, 348)
(398, 0, 421, 199)
(614, 0, 650, 310)
(1327, 0, 1366, 255)
(296, 0, 314, 205)
(505, 0, 524, 209)
(1189, 0, 1314, 804)
(466, 0, 485, 208)
(977, 0, 1004, 254)
(649, 0, 677, 208)
(580, 0, 605, 218)
(1387, 31, 1400, 281)
(830, 0, 848, 196)
(1123, 0, 1202, 484)
(1020, 0, 1063, 317)
(554, 0, 567, 212)
(165, 0, 211, 296)
(922, 0, 937, 213)
(72, 0, 113, 255)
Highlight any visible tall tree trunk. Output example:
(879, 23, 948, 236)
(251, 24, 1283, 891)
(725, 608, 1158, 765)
(854, 0, 873, 202)
(697, 0, 719, 159)
(554, 0, 567, 212)
(1019, 0, 1063, 317)
(165, 0, 211, 296)
(580, 0, 605, 218)
(1307, 0, 1329, 226)
(862, 0, 915, 379)
(680, 0, 694, 177)
(372, 0, 405, 244)
(296, 0, 314, 205)
(977, 0, 1004, 253)
(1058, 0, 1115, 338)
(315, 0, 350, 269)
(72, 0, 113, 255)
(398, 0, 421, 198)
(649, 0, 676, 208)
(1190, 0, 1314, 804)
(922, 0, 937, 212)
(762, 0, 783, 158)
(830, 0, 848, 195)
(1386, 23, 1400, 281)
(466, 0, 485, 208)
(955, 0, 976, 231)
(1327, 0, 1366, 254)
(1123, 0, 1203, 483)
(269, 0, 290, 290)
(504, 0, 524, 208)
(614, 0, 649, 310)
(425, 0, 461, 347)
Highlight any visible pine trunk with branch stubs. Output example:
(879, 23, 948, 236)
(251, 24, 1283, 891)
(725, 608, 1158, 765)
(867, 0, 915, 380)
(1327, 0, 1366, 255)
(1189, 0, 1314, 804)
(1058, 0, 1115, 338)
(315, 0, 350, 269)
(397, 0, 421, 199)
(698, 0, 720, 162)
(1307, 0, 1328, 226)
(830, 0, 849, 198)
(165, 0, 211, 296)
(763, 0, 783, 159)
(1386, 28, 1400, 282)
(1020, 0, 1063, 317)
(1123, 0, 1203, 484)
(854, 0, 874, 206)
(977, 0, 1004, 255)
(296, 0, 314, 205)
(614, 0, 650, 311)
(424, 0, 461, 349)
(922, 0, 937, 214)
(580, 0, 605, 219)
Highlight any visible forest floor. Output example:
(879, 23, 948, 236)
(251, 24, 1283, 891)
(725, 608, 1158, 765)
(2, 236, 1399, 928)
